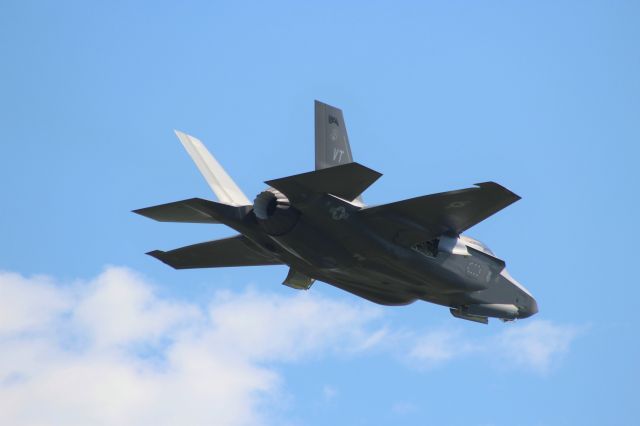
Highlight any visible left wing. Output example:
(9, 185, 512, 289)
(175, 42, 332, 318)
(358, 182, 520, 245)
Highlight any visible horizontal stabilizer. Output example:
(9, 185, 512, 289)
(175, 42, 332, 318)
(148, 234, 282, 269)
(360, 182, 520, 244)
(134, 198, 250, 225)
(133, 198, 222, 223)
(265, 162, 381, 203)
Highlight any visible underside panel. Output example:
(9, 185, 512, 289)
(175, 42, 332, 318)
(321, 278, 417, 306)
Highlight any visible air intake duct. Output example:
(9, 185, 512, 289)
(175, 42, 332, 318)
(253, 189, 299, 236)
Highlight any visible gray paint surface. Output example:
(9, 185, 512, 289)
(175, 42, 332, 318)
(135, 101, 538, 323)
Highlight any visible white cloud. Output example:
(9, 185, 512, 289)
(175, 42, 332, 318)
(407, 329, 474, 367)
(0, 267, 383, 426)
(494, 320, 579, 373)
(206, 289, 381, 362)
(0, 267, 581, 425)
(73, 267, 201, 348)
(0, 272, 70, 335)
(406, 320, 579, 373)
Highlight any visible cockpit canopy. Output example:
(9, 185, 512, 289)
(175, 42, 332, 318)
(460, 235, 496, 257)
(412, 235, 498, 259)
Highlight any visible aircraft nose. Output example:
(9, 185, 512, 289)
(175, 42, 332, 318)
(519, 297, 538, 318)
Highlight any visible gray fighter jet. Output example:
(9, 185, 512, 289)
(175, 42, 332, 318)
(134, 101, 538, 324)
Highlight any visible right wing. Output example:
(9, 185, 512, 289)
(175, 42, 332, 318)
(147, 234, 282, 269)
(359, 182, 520, 245)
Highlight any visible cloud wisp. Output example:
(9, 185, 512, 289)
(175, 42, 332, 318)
(0, 267, 579, 425)
(405, 321, 579, 374)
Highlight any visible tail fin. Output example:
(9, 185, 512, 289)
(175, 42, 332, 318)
(174, 130, 251, 206)
(315, 100, 354, 170)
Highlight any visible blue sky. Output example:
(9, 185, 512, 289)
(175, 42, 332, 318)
(1, 1, 638, 425)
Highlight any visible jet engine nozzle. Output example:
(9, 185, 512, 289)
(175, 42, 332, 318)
(253, 189, 299, 236)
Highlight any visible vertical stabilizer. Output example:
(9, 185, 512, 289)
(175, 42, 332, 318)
(174, 130, 251, 206)
(315, 100, 354, 170)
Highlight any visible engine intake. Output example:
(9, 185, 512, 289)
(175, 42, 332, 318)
(253, 189, 299, 235)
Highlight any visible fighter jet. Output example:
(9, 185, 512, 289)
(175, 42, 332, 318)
(134, 101, 538, 324)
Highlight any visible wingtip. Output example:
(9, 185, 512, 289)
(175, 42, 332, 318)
(474, 181, 521, 201)
(146, 250, 165, 258)
(354, 162, 383, 179)
(132, 207, 151, 218)
(132, 207, 160, 221)
(146, 250, 181, 269)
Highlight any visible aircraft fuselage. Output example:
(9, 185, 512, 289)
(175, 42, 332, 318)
(236, 192, 537, 322)
(136, 100, 538, 324)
